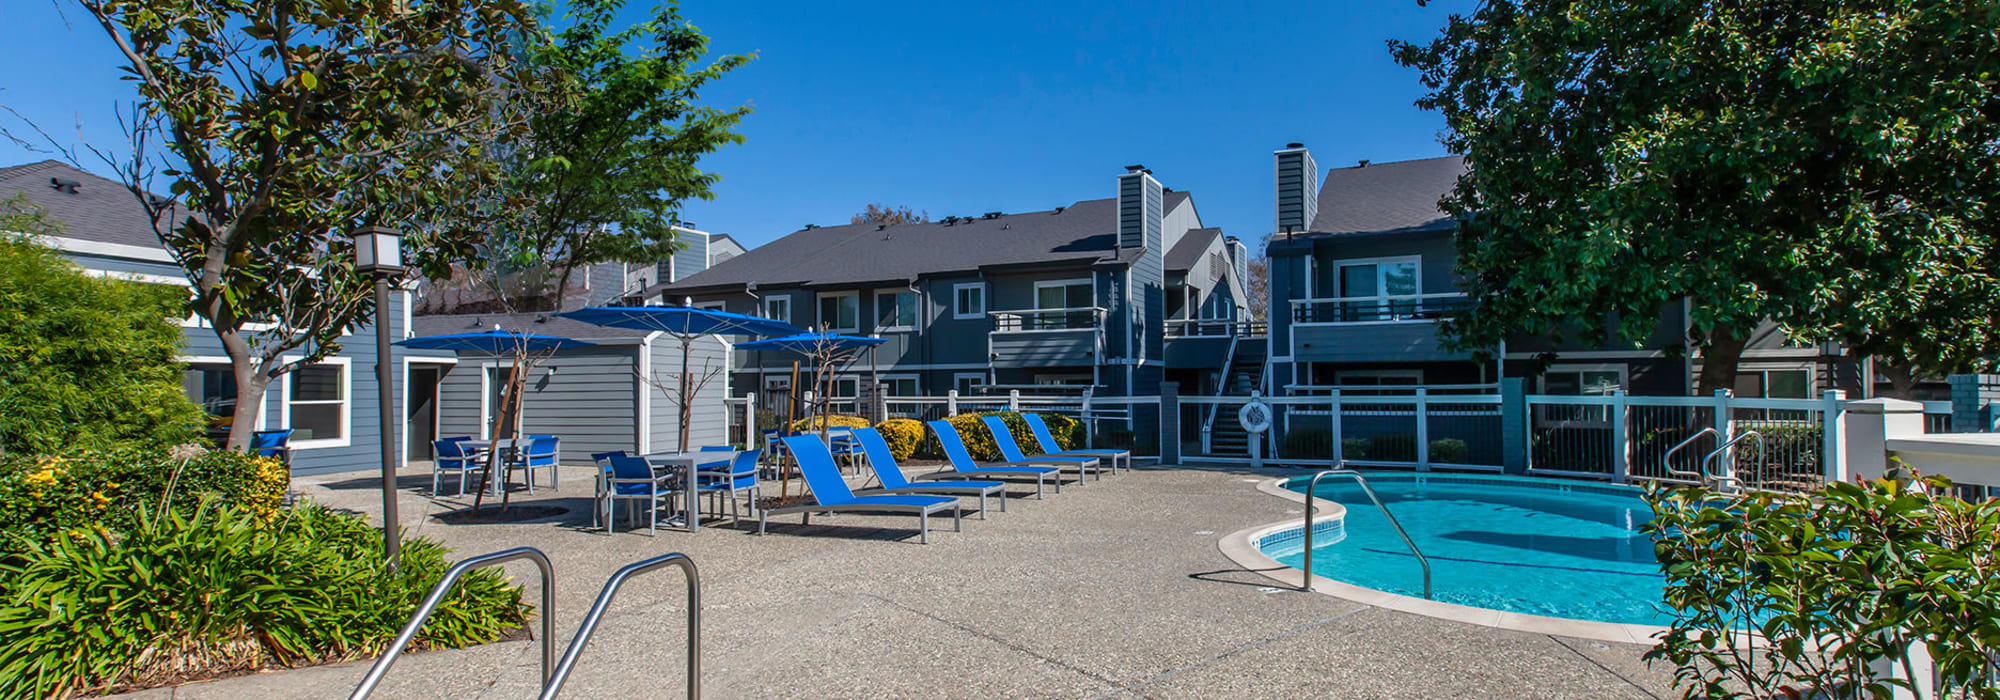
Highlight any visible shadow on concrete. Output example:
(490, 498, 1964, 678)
(1188, 566, 1301, 590)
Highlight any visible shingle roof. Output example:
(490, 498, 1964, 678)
(660, 190, 1198, 293)
(1164, 227, 1221, 271)
(1308, 155, 1466, 235)
(413, 312, 654, 341)
(0, 160, 171, 251)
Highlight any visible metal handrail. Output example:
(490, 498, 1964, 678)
(1660, 427, 1720, 481)
(350, 547, 556, 700)
(539, 553, 700, 700)
(1698, 430, 1764, 488)
(1302, 468, 1431, 599)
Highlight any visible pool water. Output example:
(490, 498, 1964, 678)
(1266, 475, 1671, 626)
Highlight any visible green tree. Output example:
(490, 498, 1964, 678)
(487, 0, 751, 311)
(1393, 0, 2000, 393)
(76, 0, 532, 450)
(851, 203, 929, 226)
(0, 198, 203, 454)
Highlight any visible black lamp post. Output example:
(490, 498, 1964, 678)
(353, 225, 405, 570)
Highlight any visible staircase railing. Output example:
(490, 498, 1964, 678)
(1301, 468, 1431, 599)
(539, 552, 701, 700)
(1199, 324, 1246, 452)
(350, 547, 556, 700)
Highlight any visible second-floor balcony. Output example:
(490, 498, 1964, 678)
(1288, 292, 1471, 363)
(989, 306, 1105, 368)
(1290, 292, 1469, 324)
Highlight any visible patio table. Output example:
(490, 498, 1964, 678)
(643, 449, 741, 533)
(460, 439, 520, 495)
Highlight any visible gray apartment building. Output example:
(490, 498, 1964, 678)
(651, 166, 1255, 409)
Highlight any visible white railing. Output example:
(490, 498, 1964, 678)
(1164, 318, 1269, 338)
(988, 306, 1106, 332)
(1526, 390, 1847, 488)
(1179, 391, 1506, 471)
(1289, 291, 1467, 324)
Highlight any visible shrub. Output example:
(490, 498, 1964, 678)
(0, 200, 206, 454)
(1370, 433, 1417, 462)
(788, 414, 871, 432)
(1342, 438, 1370, 461)
(922, 411, 1080, 462)
(1428, 438, 1468, 464)
(874, 418, 924, 461)
(1280, 428, 1331, 459)
(1645, 476, 2000, 698)
(0, 446, 288, 549)
(0, 501, 526, 697)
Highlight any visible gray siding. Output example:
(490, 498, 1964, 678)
(1293, 322, 1469, 363)
(670, 234, 709, 283)
(991, 329, 1096, 369)
(436, 344, 642, 459)
(648, 334, 732, 451)
(1275, 147, 1318, 233)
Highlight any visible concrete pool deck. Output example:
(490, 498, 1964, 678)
(111, 463, 1678, 699)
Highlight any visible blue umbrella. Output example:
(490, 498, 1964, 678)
(396, 327, 595, 355)
(559, 305, 804, 450)
(733, 332, 887, 354)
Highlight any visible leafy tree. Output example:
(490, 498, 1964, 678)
(0, 198, 203, 454)
(1393, 0, 2000, 393)
(75, 0, 533, 450)
(851, 203, 929, 226)
(1245, 233, 1270, 322)
(486, 0, 752, 312)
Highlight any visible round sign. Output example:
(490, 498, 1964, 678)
(1237, 400, 1273, 434)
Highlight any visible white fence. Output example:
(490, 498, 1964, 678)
(1177, 390, 1506, 471)
(733, 390, 1160, 454)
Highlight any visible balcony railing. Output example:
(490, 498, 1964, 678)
(1164, 318, 1269, 338)
(1290, 292, 1468, 324)
(990, 306, 1106, 332)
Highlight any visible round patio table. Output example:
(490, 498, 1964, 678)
(643, 449, 741, 533)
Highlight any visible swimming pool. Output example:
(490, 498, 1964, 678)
(1259, 473, 1671, 627)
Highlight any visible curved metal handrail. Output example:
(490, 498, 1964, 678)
(539, 552, 700, 700)
(1302, 468, 1431, 600)
(1698, 430, 1764, 489)
(1660, 427, 1719, 481)
(351, 547, 556, 700)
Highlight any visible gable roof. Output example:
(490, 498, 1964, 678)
(660, 190, 1197, 293)
(1308, 155, 1466, 236)
(1164, 227, 1222, 272)
(0, 160, 171, 251)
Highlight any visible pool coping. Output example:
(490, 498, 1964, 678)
(1216, 475, 1672, 647)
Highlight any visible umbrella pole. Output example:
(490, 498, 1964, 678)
(679, 335, 693, 452)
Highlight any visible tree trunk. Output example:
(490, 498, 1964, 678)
(1697, 324, 1747, 396)
(226, 371, 273, 451)
(1875, 360, 1918, 399)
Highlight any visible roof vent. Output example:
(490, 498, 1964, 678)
(1124, 164, 1146, 172)
(1357, 159, 1370, 168)
(982, 211, 1001, 219)
(1285, 142, 1304, 149)
(804, 223, 819, 230)
(941, 216, 958, 225)
(49, 177, 80, 194)
(876, 224, 886, 231)
(1053, 206, 1066, 214)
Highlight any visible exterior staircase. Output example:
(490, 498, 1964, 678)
(1200, 328, 1268, 455)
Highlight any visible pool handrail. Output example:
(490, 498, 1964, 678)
(1660, 427, 1719, 482)
(1698, 430, 1764, 492)
(1301, 468, 1432, 600)
(538, 552, 700, 700)
(351, 547, 556, 699)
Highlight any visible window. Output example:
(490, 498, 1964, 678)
(183, 363, 237, 421)
(1034, 279, 1093, 329)
(1735, 368, 1812, 399)
(876, 289, 917, 331)
(1544, 367, 1625, 396)
(485, 366, 519, 439)
(817, 292, 859, 332)
(953, 282, 985, 320)
(881, 375, 919, 397)
(286, 361, 349, 445)
(953, 373, 987, 396)
(762, 296, 791, 324)
(694, 300, 725, 312)
(1334, 256, 1420, 322)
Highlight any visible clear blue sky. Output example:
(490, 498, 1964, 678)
(0, 0, 1473, 249)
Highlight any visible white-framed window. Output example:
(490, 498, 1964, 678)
(282, 358, 351, 448)
(876, 289, 918, 332)
(953, 282, 985, 320)
(482, 364, 521, 440)
(880, 374, 919, 397)
(953, 372, 987, 396)
(1033, 278, 1093, 330)
(1543, 364, 1627, 396)
(694, 300, 726, 312)
(762, 296, 791, 324)
(1332, 255, 1421, 322)
(817, 291, 859, 332)
(763, 375, 792, 391)
(1736, 366, 1812, 399)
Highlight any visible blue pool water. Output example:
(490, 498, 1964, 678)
(1266, 474, 1670, 626)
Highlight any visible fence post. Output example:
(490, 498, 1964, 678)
(1500, 377, 1528, 475)
(1415, 388, 1431, 472)
(1328, 388, 1343, 464)
(745, 393, 758, 449)
(1009, 389, 1021, 412)
(871, 383, 887, 422)
(947, 389, 959, 416)
(1159, 382, 1181, 464)
(1610, 389, 1628, 483)
(1712, 389, 1734, 482)
(1820, 389, 1846, 485)
(1081, 389, 1095, 448)
(1840, 397, 1925, 483)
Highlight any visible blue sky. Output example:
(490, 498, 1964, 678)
(0, 0, 1472, 249)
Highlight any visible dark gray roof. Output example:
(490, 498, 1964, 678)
(0, 160, 171, 251)
(661, 190, 1198, 292)
(1164, 227, 1221, 271)
(1309, 155, 1466, 235)
(413, 312, 654, 341)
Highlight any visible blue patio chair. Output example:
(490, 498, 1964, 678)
(588, 450, 626, 528)
(1022, 413, 1130, 476)
(921, 420, 1062, 499)
(981, 416, 1100, 484)
(759, 435, 960, 544)
(851, 427, 1006, 519)
(249, 429, 293, 466)
(603, 454, 675, 535)
(826, 427, 863, 472)
(509, 436, 560, 493)
(432, 438, 482, 496)
(694, 448, 762, 527)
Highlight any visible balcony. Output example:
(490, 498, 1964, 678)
(989, 307, 1105, 369)
(1288, 292, 1471, 363)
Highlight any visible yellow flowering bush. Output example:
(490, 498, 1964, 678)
(873, 419, 924, 461)
(788, 414, 872, 432)
(0, 446, 288, 546)
(928, 411, 1084, 462)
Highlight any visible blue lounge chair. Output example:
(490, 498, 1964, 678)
(981, 416, 1100, 484)
(922, 420, 1062, 499)
(850, 427, 1006, 519)
(759, 435, 960, 544)
(249, 429, 293, 466)
(432, 438, 481, 496)
(1022, 413, 1131, 476)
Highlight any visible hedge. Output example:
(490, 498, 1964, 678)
(921, 411, 1082, 462)
(873, 419, 924, 461)
(0, 446, 288, 551)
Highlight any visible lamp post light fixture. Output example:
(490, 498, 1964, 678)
(352, 225, 406, 571)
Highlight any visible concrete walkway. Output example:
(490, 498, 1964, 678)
(113, 463, 1677, 699)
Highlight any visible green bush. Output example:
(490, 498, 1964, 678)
(0, 199, 206, 454)
(1342, 438, 1370, 461)
(922, 411, 1080, 462)
(787, 414, 871, 433)
(1645, 476, 2000, 698)
(0, 501, 525, 697)
(0, 446, 288, 550)
(1370, 433, 1417, 462)
(1428, 438, 1468, 464)
(1280, 428, 1330, 459)
(873, 418, 924, 461)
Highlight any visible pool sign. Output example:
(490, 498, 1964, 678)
(1238, 392, 1272, 467)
